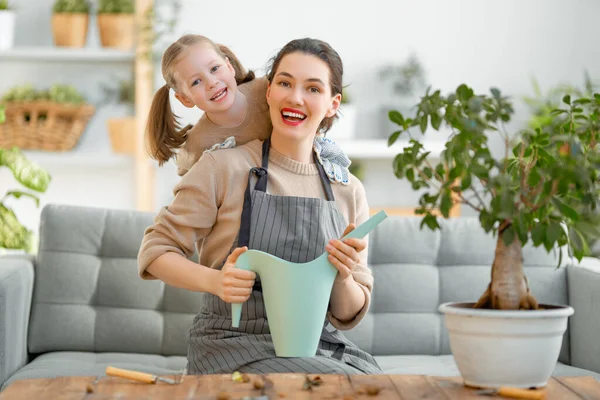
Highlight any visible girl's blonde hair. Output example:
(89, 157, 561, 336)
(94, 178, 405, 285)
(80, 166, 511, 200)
(146, 34, 255, 165)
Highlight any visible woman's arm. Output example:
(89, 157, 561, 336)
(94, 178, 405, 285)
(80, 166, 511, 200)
(146, 252, 220, 293)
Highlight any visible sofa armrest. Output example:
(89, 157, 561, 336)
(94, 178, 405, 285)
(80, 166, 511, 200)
(567, 256, 600, 374)
(0, 255, 34, 388)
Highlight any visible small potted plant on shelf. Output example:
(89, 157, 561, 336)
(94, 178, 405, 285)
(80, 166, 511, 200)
(378, 54, 429, 139)
(100, 77, 136, 154)
(0, 83, 95, 151)
(52, 0, 90, 48)
(97, 0, 135, 50)
(387, 83, 600, 388)
(0, 0, 15, 50)
(325, 88, 356, 141)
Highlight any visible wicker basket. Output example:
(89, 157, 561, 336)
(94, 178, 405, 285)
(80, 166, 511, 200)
(0, 101, 95, 151)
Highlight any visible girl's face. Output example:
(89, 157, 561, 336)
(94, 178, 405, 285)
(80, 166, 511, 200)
(266, 52, 340, 141)
(173, 43, 237, 113)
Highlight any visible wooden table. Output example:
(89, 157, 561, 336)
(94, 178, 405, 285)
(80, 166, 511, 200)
(1, 374, 599, 399)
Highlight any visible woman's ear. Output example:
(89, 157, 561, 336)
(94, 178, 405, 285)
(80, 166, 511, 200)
(266, 82, 272, 106)
(326, 93, 342, 118)
(174, 91, 195, 108)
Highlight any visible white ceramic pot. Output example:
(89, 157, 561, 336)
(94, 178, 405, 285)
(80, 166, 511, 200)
(439, 302, 574, 389)
(0, 10, 15, 50)
(326, 105, 356, 140)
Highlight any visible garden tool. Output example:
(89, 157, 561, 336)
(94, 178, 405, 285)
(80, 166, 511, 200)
(476, 386, 546, 400)
(105, 366, 184, 385)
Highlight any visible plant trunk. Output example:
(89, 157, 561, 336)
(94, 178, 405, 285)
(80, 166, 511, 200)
(473, 224, 539, 310)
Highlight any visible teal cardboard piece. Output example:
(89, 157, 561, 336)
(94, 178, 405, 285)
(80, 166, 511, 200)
(231, 210, 388, 357)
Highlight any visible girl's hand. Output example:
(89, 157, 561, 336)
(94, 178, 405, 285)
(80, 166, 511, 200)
(217, 246, 256, 303)
(325, 223, 366, 281)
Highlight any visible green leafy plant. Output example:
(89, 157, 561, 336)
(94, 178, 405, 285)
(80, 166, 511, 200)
(100, 78, 135, 106)
(379, 54, 427, 99)
(3, 84, 86, 104)
(52, 0, 90, 13)
(388, 84, 600, 310)
(97, 0, 134, 14)
(0, 0, 11, 10)
(138, 0, 181, 60)
(523, 72, 598, 133)
(0, 148, 51, 251)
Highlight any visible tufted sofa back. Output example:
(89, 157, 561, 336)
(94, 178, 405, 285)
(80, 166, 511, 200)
(28, 205, 570, 363)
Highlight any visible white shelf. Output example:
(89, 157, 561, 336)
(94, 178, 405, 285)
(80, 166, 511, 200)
(0, 47, 135, 62)
(24, 150, 133, 169)
(335, 139, 446, 160)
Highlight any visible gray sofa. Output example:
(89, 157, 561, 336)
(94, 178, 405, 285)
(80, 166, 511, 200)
(2, 204, 600, 391)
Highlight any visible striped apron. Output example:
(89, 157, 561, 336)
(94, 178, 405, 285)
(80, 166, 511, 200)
(186, 140, 382, 375)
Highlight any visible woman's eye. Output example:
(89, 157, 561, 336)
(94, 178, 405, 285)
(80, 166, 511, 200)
(278, 81, 290, 88)
(191, 79, 201, 87)
(211, 65, 220, 73)
(309, 87, 321, 93)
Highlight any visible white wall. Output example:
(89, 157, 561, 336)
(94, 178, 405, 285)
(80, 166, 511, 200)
(2, 0, 600, 241)
(163, 0, 600, 215)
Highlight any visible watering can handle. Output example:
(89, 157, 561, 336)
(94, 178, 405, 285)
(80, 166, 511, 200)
(230, 210, 388, 328)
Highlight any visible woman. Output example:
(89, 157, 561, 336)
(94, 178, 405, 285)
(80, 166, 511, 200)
(138, 38, 382, 375)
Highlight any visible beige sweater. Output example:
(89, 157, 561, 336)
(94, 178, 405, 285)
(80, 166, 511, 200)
(176, 76, 272, 175)
(138, 140, 373, 330)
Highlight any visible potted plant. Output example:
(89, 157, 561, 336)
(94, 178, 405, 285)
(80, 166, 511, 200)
(387, 83, 600, 389)
(100, 77, 135, 154)
(325, 88, 356, 141)
(0, 0, 15, 50)
(378, 54, 428, 139)
(52, 0, 90, 47)
(97, 0, 135, 50)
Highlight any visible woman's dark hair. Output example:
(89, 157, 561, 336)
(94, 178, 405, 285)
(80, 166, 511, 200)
(266, 38, 343, 134)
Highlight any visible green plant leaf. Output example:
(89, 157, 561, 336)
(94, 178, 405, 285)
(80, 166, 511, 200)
(545, 221, 563, 251)
(419, 115, 428, 134)
(0, 204, 32, 250)
(4, 191, 40, 207)
(388, 130, 402, 146)
(420, 213, 441, 231)
(388, 110, 404, 126)
(0, 148, 51, 192)
(531, 222, 546, 246)
(502, 225, 516, 246)
(551, 198, 579, 221)
(562, 94, 571, 105)
(440, 190, 452, 218)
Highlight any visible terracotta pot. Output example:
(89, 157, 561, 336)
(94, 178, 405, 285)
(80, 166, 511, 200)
(52, 14, 89, 48)
(107, 117, 136, 154)
(97, 14, 135, 50)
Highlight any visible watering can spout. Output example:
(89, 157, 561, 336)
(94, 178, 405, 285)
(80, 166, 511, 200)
(232, 303, 242, 328)
(229, 211, 388, 352)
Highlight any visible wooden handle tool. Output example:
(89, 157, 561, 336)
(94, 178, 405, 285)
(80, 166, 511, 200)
(477, 387, 546, 399)
(105, 366, 177, 384)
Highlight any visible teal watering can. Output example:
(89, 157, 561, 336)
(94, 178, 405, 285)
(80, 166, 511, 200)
(231, 210, 388, 357)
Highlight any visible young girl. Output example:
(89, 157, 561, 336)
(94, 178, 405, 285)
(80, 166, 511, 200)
(138, 37, 382, 375)
(145, 34, 351, 183)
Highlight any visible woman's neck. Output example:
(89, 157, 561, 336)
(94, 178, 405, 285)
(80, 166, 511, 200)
(205, 89, 247, 127)
(270, 133, 315, 163)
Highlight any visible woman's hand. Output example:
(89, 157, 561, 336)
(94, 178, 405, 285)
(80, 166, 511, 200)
(216, 246, 256, 303)
(325, 223, 366, 281)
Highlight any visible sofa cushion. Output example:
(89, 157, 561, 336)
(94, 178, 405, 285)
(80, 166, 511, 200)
(28, 205, 200, 357)
(2, 352, 187, 390)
